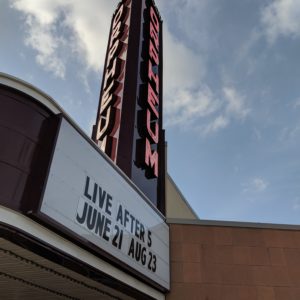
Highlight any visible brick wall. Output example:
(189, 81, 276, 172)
(167, 223, 300, 300)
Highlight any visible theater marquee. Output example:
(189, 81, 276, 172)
(39, 118, 170, 290)
(0, 0, 169, 297)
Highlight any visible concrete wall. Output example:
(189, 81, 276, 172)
(167, 221, 300, 300)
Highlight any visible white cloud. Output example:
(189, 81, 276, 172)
(200, 86, 249, 136)
(160, 1, 249, 136)
(253, 128, 262, 141)
(294, 98, 300, 108)
(293, 198, 300, 210)
(165, 83, 250, 136)
(11, 0, 218, 132)
(163, 24, 205, 92)
(223, 86, 250, 119)
(243, 177, 269, 193)
(164, 85, 220, 127)
(163, 22, 250, 134)
(10, 0, 250, 137)
(157, 0, 211, 51)
(201, 115, 229, 136)
(237, 30, 263, 76)
(279, 124, 300, 143)
(253, 177, 268, 192)
(23, 15, 66, 78)
(10, 0, 117, 77)
(163, 23, 213, 128)
(261, 0, 300, 43)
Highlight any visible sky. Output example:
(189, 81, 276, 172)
(1, 0, 300, 225)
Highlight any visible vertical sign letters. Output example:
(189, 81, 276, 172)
(94, 0, 131, 162)
(136, 4, 161, 179)
(92, 0, 165, 208)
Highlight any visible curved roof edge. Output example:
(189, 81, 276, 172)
(0, 72, 167, 222)
(0, 72, 66, 115)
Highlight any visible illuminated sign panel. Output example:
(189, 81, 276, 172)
(136, 5, 161, 179)
(92, 0, 165, 211)
(94, 0, 130, 162)
(40, 118, 170, 290)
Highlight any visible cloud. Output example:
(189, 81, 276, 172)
(161, 8, 251, 135)
(201, 115, 229, 136)
(22, 15, 66, 78)
(294, 98, 300, 108)
(236, 30, 263, 76)
(164, 85, 220, 127)
(163, 23, 216, 129)
(243, 177, 269, 193)
(10, 0, 117, 77)
(157, 0, 211, 51)
(163, 25, 206, 91)
(261, 0, 300, 43)
(199, 86, 250, 136)
(253, 128, 262, 141)
(11, 0, 220, 133)
(223, 86, 250, 119)
(293, 198, 300, 210)
(279, 124, 300, 143)
(10, 0, 250, 137)
(165, 82, 250, 136)
(162, 18, 250, 134)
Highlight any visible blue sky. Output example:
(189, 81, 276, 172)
(1, 0, 300, 224)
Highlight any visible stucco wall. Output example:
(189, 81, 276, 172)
(168, 222, 300, 300)
(166, 175, 198, 220)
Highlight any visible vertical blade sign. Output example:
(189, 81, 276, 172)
(93, 0, 165, 212)
(94, 0, 130, 162)
(141, 5, 160, 178)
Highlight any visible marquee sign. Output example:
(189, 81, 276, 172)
(39, 118, 170, 290)
(92, 0, 165, 211)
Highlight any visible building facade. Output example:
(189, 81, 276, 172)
(2, 1, 300, 299)
(0, 72, 167, 299)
